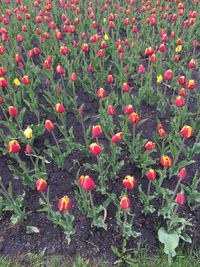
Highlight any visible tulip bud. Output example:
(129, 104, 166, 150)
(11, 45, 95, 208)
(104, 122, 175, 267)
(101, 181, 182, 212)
(89, 143, 102, 156)
(174, 96, 185, 107)
(97, 88, 106, 98)
(36, 178, 47, 192)
(157, 75, 163, 84)
(120, 195, 130, 210)
(146, 169, 157, 180)
(58, 195, 71, 211)
(78, 175, 95, 190)
(122, 175, 136, 189)
(186, 79, 196, 90)
(8, 140, 21, 153)
(9, 106, 19, 117)
(129, 112, 140, 124)
(122, 82, 130, 92)
(107, 75, 114, 83)
(107, 105, 115, 115)
(111, 132, 123, 143)
(124, 105, 134, 115)
(23, 127, 33, 139)
(164, 69, 173, 80)
(70, 72, 77, 82)
(180, 125, 192, 138)
(22, 75, 30, 85)
(56, 65, 65, 75)
(175, 193, 185, 205)
(56, 103, 66, 113)
(160, 155, 172, 167)
(0, 77, 8, 87)
(92, 125, 102, 138)
(25, 144, 33, 154)
(138, 64, 145, 74)
(178, 167, 187, 181)
(81, 43, 89, 53)
(178, 76, 185, 85)
(145, 141, 156, 150)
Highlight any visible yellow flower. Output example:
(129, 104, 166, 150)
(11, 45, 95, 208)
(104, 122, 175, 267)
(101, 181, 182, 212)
(24, 127, 32, 139)
(103, 18, 107, 23)
(104, 34, 109, 41)
(13, 78, 21, 86)
(175, 45, 183, 53)
(157, 75, 163, 84)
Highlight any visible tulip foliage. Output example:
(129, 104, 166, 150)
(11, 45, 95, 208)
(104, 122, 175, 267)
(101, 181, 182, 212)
(0, 0, 200, 263)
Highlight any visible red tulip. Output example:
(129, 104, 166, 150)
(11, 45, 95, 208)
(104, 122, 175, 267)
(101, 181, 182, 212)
(122, 175, 136, 189)
(9, 106, 19, 117)
(146, 169, 157, 180)
(78, 175, 95, 190)
(160, 155, 172, 167)
(180, 125, 192, 138)
(178, 167, 187, 181)
(175, 193, 185, 205)
(25, 144, 33, 154)
(45, 120, 55, 131)
(89, 143, 102, 156)
(56, 103, 66, 113)
(92, 125, 102, 138)
(124, 105, 134, 115)
(120, 196, 130, 210)
(36, 179, 47, 192)
(107, 105, 115, 115)
(175, 96, 185, 107)
(164, 69, 173, 80)
(97, 88, 106, 98)
(145, 141, 155, 150)
(58, 196, 71, 211)
(8, 140, 21, 153)
(111, 132, 123, 143)
(129, 112, 140, 124)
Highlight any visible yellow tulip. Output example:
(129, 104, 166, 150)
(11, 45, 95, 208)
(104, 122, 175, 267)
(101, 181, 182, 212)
(157, 75, 163, 84)
(13, 78, 21, 86)
(24, 127, 33, 139)
(175, 45, 183, 53)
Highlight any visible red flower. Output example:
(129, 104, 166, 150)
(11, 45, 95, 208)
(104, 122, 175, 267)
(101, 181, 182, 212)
(78, 175, 95, 191)
(111, 132, 123, 143)
(0, 77, 8, 87)
(60, 46, 69, 55)
(160, 155, 172, 167)
(70, 72, 77, 82)
(175, 96, 185, 107)
(97, 88, 106, 98)
(164, 69, 173, 80)
(25, 144, 33, 154)
(9, 106, 19, 117)
(107, 105, 115, 115)
(180, 125, 192, 138)
(81, 43, 89, 53)
(122, 82, 130, 92)
(186, 80, 196, 90)
(120, 196, 130, 210)
(178, 167, 187, 181)
(36, 179, 47, 192)
(107, 75, 114, 83)
(138, 64, 145, 74)
(92, 125, 102, 138)
(89, 143, 102, 156)
(8, 140, 21, 153)
(56, 103, 66, 113)
(146, 169, 157, 180)
(178, 76, 185, 85)
(145, 141, 155, 150)
(129, 112, 140, 124)
(45, 120, 55, 131)
(188, 59, 196, 69)
(124, 105, 134, 115)
(175, 193, 185, 205)
(58, 196, 71, 211)
(122, 175, 136, 189)
(22, 75, 30, 85)
(56, 65, 64, 75)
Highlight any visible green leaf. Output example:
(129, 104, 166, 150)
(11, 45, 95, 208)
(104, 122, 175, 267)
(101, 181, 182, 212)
(26, 226, 40, 234)
(180, 233, 192, 243)
(158, 227, 179, 258)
